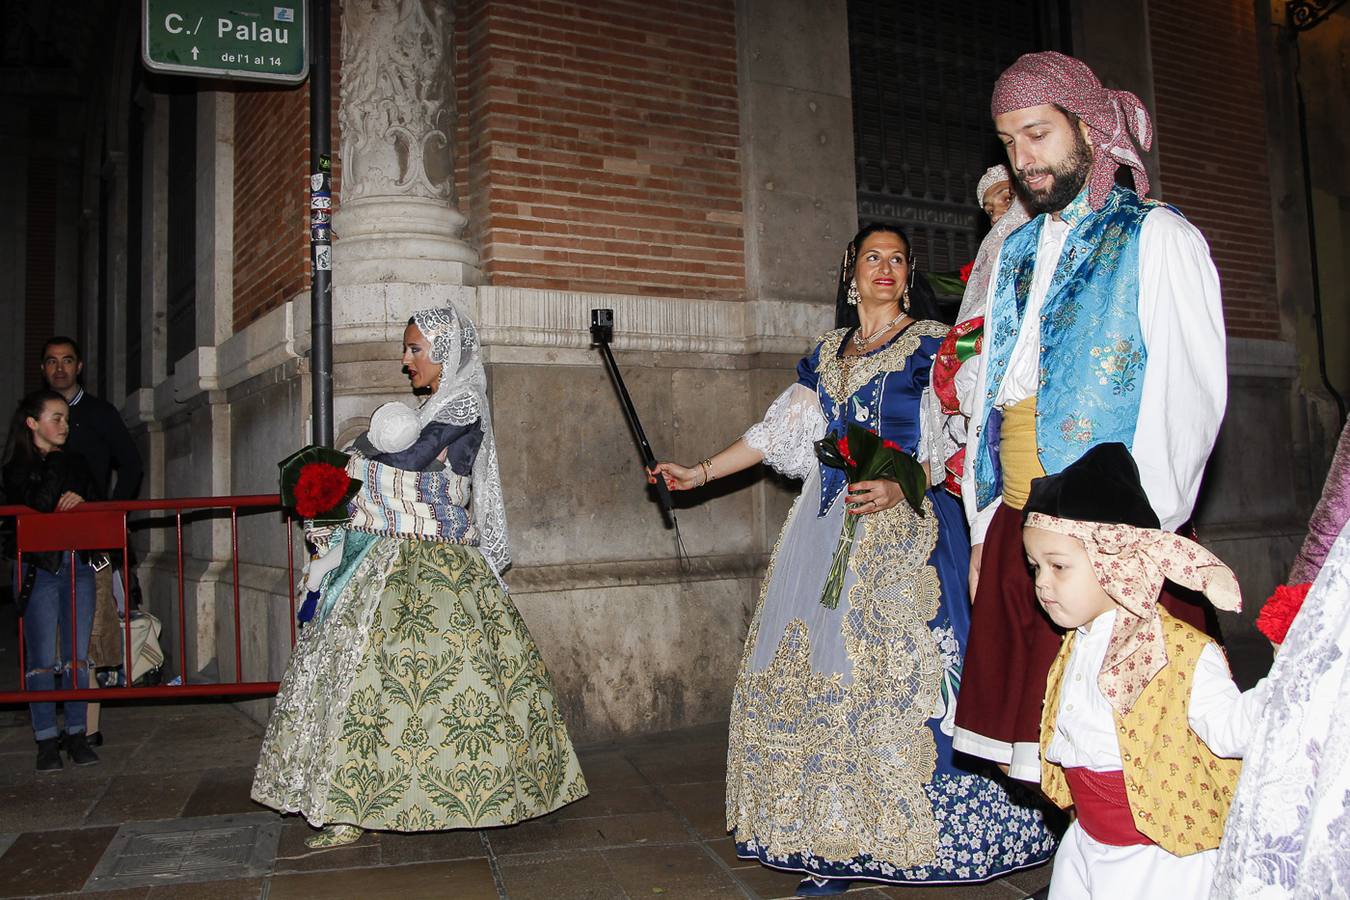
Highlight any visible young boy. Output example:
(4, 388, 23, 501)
(1021, 443, 1268, 900)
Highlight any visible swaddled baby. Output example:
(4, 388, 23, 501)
(367, 401, 420, 455)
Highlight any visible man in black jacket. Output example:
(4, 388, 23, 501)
(40, 338, 142, 501)
(41, 337, 144, 746)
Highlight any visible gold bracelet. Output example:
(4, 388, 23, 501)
(699, 458, 713, 487)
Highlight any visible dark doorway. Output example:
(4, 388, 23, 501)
(848, 0, 1067, 318)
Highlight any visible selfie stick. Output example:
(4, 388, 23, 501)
(590, 309, 676, 527)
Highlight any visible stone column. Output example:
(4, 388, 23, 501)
(333, 0, 479, 287)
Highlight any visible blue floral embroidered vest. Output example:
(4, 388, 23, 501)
(974, 185, 1173, 509)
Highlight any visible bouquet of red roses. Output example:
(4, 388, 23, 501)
(278, 445, 362, 526)
(812, 424, 928, 610)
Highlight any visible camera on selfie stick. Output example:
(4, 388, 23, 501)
(589, 309, 677, 529)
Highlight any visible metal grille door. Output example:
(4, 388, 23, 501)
(848, 1, 1064, 296)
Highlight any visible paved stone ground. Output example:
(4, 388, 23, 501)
(0, 702, 1052, 899)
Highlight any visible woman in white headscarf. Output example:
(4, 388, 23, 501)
(956, 164, 1030, 326)
(931, 166, 1032, 494)
(252, 306, 587, 847)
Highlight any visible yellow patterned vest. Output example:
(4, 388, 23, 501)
(1040, 610, 1242, 856)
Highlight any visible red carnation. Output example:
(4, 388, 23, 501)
(293, 462, 352, 519)
(882, 438, 903, 452)
(959, 261, 974, 284)
(1256, 582, 1312, 646)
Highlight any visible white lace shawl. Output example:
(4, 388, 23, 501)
(955, 197, 1031, 325)
(1210, 518, 1350, 898)
(411, 307, 511, 574)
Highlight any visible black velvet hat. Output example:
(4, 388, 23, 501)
(1022, 443, 1160, 529)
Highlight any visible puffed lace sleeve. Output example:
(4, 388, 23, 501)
(744, 383, 827, 481)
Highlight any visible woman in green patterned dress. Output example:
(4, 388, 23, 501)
(252, 306, 587, 847)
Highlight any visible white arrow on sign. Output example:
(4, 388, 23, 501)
(191, 46, 200, 60)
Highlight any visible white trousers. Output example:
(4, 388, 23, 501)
(1048, 821, 1217, 900)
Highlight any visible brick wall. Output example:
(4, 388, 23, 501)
(1148, 0, 1279, 341)
(455, 0, 744, 300)
(232, 15, 341, 331)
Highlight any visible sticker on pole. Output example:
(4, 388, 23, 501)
(314, 245, 332, 271)
(143, 0, 309, 85)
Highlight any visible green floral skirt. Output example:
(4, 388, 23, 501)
(251, 536, 587, 831)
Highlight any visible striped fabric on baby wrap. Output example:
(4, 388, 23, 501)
(344, 455, 478, 545)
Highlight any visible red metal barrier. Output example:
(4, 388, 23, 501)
(0, 495, 296, 704)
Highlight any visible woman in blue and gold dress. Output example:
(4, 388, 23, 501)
(652, 225, 1055, 895)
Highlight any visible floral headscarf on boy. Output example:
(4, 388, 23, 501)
(1023, 444, 1240, 715)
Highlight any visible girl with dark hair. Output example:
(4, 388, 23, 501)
(2, 390, 101, 771)
(651, 225, 1055, 894)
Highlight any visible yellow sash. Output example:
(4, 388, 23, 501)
(1000, 396, 1044, 510)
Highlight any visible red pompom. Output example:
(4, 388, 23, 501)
(293, 462, 352, 519)
(959, 261, 974, 283)
(1256, 581, 1312, 645)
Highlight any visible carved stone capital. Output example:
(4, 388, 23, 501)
(335, 0, 479, 285)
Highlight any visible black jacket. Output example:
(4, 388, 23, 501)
(66, 390, 142, 501)
(3, 449, 102, 574)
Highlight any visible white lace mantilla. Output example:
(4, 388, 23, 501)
(411, 307, 510, 574)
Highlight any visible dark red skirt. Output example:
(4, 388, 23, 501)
(953, 502, 1211, 751)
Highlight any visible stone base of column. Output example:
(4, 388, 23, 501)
(333, 195, 482, 287)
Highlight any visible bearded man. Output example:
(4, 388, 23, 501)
(952, 52, 1227, 782)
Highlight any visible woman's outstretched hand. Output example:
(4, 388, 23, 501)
(846, 480, 902, 515)
(647, 462, 702, 492)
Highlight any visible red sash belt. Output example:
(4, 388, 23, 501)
(1063, 767, 1155, 847)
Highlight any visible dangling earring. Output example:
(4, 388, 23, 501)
(901, 287, 911, 312)
(847, 279, 861, 306)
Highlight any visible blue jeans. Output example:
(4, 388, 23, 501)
(22, 556, 96, 740)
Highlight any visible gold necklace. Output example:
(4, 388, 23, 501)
(852, 310, 907, 348)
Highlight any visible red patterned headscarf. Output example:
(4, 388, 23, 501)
(992, 51, 1153, 211)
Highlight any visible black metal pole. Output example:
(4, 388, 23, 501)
(590, 319, 675, 524)
(309, 0, 334, 446)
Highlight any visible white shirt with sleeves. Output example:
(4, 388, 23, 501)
(1042, 607, 1268, 900)
(1044, 608, 1267, 775)
(961, 206, 1226, 545)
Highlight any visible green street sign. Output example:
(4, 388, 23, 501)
(142, 0, 309, 84)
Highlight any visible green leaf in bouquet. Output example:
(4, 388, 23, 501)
(844, 424, 884, 480)
(814, 437, 852, 472)
(927, 271, 968, 297)
(886, 451, 929, 515)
